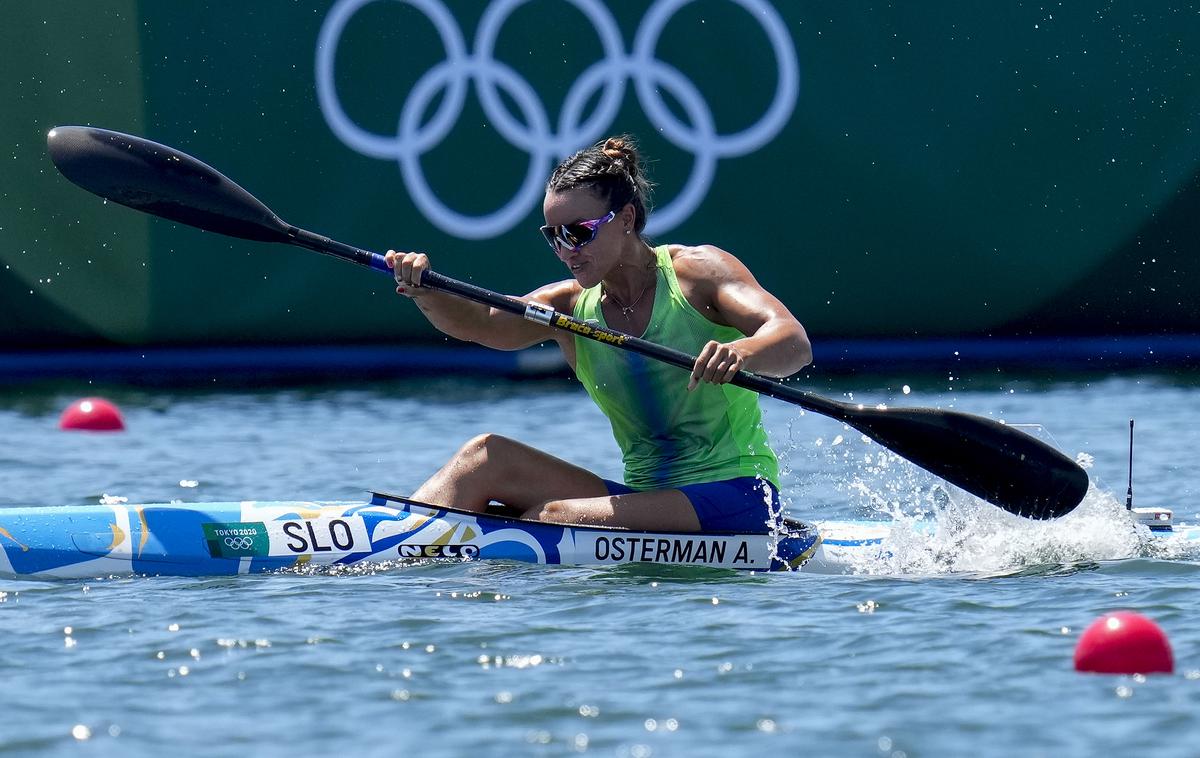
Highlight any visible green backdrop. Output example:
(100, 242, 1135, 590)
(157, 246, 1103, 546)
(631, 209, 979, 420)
(3, 1, 1198, 348)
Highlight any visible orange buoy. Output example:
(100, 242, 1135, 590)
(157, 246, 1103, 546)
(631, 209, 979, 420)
(59, 397, 126, 432)
(1074, 611, 1174, 675)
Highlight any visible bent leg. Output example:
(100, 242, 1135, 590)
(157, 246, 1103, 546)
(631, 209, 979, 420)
(525, 490, 702, 532)
(412, 433, 610, 512)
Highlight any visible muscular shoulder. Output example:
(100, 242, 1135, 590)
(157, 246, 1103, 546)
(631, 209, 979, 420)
(666, 244, 755, 317)
(669, 243, 753, 284)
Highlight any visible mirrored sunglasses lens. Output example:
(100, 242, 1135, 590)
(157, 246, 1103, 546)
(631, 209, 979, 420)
(561, 224, 591, 249)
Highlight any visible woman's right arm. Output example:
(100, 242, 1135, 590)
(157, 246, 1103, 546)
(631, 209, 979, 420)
(386, 250, 576, 351)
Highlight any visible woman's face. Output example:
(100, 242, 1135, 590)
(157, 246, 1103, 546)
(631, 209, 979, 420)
(542, 189, 624, 288)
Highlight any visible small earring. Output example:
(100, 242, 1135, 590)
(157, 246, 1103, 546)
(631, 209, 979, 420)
(625, 230, 631, 235)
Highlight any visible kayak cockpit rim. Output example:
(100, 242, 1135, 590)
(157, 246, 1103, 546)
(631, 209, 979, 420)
(367, 490, 816, 537)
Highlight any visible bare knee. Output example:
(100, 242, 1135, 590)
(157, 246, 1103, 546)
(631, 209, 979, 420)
(454, 433, 515, 465)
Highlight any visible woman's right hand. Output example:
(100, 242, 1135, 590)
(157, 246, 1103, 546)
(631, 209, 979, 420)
(385, 250, 432, 298)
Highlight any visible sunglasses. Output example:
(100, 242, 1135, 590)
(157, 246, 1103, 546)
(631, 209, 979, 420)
(539, 210, 617, 252)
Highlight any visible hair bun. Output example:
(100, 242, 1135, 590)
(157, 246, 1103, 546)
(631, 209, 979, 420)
(601, 136, 639, 179)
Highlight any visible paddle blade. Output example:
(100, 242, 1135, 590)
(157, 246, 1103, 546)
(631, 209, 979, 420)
(849, 407, 1088, 519)
(47, 126, 289, 242)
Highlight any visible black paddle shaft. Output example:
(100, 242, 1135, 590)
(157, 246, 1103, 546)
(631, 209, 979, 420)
(46, 125, 1089, 519)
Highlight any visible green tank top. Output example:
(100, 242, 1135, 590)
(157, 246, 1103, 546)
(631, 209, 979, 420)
(572, 245, 780, 490)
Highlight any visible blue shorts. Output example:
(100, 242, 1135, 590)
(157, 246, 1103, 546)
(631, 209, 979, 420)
(602, 476, 781, 533)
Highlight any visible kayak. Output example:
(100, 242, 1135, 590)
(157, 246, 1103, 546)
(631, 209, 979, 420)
(0, 492, 1192, 579)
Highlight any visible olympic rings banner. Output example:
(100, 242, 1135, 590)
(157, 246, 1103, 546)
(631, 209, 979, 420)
(5, 2, 1200, 349)
(315, 0, 799, 239)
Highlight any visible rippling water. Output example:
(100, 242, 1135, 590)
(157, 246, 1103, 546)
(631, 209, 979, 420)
(2, 373, 1199, 756)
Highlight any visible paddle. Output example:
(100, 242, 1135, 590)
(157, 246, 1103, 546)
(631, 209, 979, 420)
(45, 125, 1089, 519)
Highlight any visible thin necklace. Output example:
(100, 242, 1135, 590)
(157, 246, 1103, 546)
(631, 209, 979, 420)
(603, 276, 654, 319)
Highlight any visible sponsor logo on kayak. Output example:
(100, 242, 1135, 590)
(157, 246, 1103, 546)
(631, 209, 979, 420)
(204, 523, 269, 558)
(398, 544, 479, 559)
(589, 535, 756, 567)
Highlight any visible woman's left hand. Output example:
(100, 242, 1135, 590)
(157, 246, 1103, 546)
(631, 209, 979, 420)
(689, 340, 746, 390)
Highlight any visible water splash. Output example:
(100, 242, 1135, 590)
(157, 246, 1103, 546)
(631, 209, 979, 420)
(781, 419, 1197, 576)
(838, 483, 1164, 576)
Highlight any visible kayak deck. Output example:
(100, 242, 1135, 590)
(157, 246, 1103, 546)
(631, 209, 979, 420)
(0, 494, 1194, 579)
(0, 492, 822, 578)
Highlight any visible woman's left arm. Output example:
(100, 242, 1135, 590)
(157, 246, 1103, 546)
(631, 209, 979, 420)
(677, 245, 812, 389)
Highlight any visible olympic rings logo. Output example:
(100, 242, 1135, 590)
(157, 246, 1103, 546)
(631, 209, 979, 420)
(315, 0, 799, 239)
(224, 536, 255, 551)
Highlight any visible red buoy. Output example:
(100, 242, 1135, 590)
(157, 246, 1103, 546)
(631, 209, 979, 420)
(59, 397, 126, 432)
(1074, 611, 1174, 675)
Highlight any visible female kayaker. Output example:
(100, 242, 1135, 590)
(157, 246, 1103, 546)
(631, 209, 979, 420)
(386, 136, 811, 532)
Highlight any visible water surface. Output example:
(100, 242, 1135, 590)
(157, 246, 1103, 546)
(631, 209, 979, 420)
(1, 373, 1198, 756)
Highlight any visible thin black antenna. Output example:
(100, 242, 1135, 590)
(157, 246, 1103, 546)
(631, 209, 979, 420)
(1126, 419, 1134, 511)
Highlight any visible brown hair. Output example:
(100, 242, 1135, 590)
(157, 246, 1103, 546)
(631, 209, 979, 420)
(546, 135, 654, 234)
